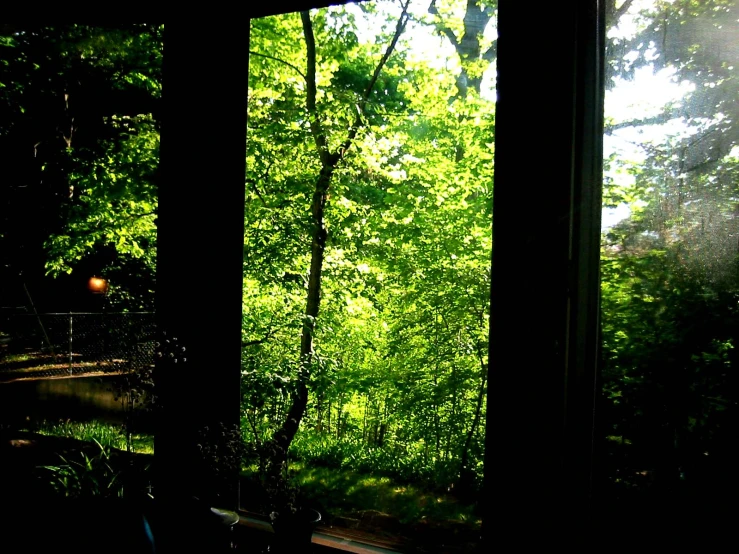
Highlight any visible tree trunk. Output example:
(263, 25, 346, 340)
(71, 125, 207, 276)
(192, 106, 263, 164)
(428, 0, 496, 98)
(268, 3, 410, 469)
(458, 355, 487, 495)
(271, 164, 333, 460)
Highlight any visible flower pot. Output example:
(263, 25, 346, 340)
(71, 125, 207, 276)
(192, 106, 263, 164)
(269, 508, 321, 553)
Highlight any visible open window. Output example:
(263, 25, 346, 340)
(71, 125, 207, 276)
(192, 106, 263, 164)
(157, 0, 738, 551)
(158, 0, 604, 551)
(240, 2, 494, 550)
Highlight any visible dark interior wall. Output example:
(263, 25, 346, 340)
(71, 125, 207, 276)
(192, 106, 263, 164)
(155, 18, 248, 517)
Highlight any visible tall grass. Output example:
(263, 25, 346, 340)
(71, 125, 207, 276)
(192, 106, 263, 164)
(31, 419, 154, 454)
(39, 438, 153, 499)
(287, 430, 481, 494)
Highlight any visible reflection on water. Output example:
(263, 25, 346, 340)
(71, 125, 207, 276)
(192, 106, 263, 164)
(0, 375, 154, 432)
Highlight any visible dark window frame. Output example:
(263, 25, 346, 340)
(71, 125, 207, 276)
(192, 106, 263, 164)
(156, 1, 605, 550)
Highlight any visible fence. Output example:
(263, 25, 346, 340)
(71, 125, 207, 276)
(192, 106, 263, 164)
(0, 312, 156, 379)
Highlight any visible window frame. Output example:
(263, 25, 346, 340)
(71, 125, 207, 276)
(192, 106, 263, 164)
(486, 0, 604, 545)
(156, 1, 605, 550)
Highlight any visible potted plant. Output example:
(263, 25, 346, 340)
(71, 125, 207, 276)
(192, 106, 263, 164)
(151, 422, 243, 552)
(192, 422, 246, 508)
(256, 440, 321, 553)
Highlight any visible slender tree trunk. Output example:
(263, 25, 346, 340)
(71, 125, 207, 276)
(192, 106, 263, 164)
(362, 393, 368, 443)
(272, 164, 333, 452)
(458, 348, 488, 494)
(460, 336, 489, 471)
(268, 4, 411, 468)
(327, 397, 332, 436)
(336, 393, 344, 440)
(446, 359, 460, 461)
(316, 391, 323, 433)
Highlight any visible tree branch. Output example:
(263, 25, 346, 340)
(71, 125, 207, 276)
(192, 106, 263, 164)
(301, 11, 335, 168)
(248, 50, 307, 81)
(246, 179, 268, 207)
(121, 211, 156, 223)
(605, 110, 682, 133)
(245, 411, 263, 447)
(482, 40, 496, 63)
(246, 160, 273, 207)
(242, 322, 279, 348)
(614, 0, 635, 25)
(340, 0, 411, 154)
(428, 0, 460, 47)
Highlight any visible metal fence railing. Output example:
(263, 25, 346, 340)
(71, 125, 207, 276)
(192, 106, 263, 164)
(0, 312, 155, 379)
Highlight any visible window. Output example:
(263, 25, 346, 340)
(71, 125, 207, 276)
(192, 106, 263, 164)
(241, 2, 494, 550)
(598, 0, 739, 545)
(157, 1, 602, 550)
(157, 0, 737, 551)
(3, 3, 733, 550)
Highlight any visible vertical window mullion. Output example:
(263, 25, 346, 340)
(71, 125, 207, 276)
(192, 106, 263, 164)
(486, 0, 604, 546)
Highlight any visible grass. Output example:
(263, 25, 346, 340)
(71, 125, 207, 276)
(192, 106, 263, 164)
(28, 419, 154, 454)
(297, 465, 479, 525)
(20, 417, 478, 542)
(2, 352, 36, 364)
(17, 419, 479, 549)
(40, 438, 152, 499)
(240, 461, 480, 531)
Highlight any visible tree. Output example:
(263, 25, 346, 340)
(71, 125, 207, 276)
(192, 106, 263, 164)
(248, 3, 412, 469)
(243, 0, 496, 494)
(426, 0, 496, 98)
(0, 24, 162, 310)
(600, 0, 739, 495)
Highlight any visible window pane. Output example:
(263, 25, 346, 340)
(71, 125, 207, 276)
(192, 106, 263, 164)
(0, 24, 160, 498)
(601, 0, 738, 529)
(242, 1, 495, 550)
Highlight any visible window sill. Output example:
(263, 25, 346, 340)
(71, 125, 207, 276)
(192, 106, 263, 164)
(235, 510, 403, 553)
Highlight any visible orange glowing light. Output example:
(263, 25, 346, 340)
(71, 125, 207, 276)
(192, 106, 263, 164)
(87, 276, 109, 295)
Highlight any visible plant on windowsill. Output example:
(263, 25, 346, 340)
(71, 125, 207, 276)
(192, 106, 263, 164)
(256, 439, 321, 553)
(192, 422, 246, 509)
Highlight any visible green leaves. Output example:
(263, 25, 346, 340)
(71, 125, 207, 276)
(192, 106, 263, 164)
(44, 115, 158, 277)
(242, 2, 493, 488)
(0, 24, 162, 309)
(39, 439, 136, 499)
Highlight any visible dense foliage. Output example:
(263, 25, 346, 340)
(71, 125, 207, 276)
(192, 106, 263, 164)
(601, 0, 739, 496)
(1, 0, 737, 528)
(0, 24, 161, 310)
(242, 1, 495, 496)
(243, 0, 739, 506)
